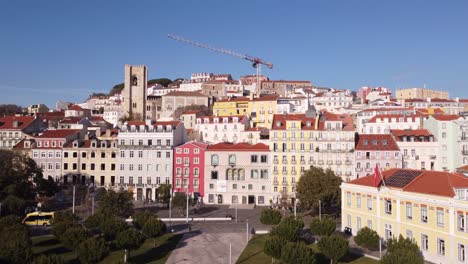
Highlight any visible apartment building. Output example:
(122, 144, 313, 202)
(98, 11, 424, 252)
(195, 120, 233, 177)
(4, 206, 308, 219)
(31, 129, 82, 182)
(270, 111, 355, 197)
(309, 90, 353, 109)
(195, 115, 250, 144)
(341, 168, 468, 264)
(204, 143, 272, 205)
(118, 120, 186, 200)
(62, 138, 119, 187)
(180, 110, 203, 129)
(458, 114, 468, 166)
(355, 134, 402, 179)
(0, 116, 46, 149)
(362, 114, 424, 134)
(161, 91, 210, 118)
(390, 129, 438, 170)
(354, 107, 415, 134)
(173, 141, 208, 199)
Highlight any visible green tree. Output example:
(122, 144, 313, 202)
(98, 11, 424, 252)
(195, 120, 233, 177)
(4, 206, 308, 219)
(109, 83, 124, 96)
(172, 192, 192, 215)
(148, 78, 172, 87)
(99, 215, 128, 241)
(309, 217, 336, 237)
(133, 210, 154, 229)
(156, 184, 171, 207)
(52, 221, 78, 240)
(60, 226, 89, 250)
(77, 237, 110, 264)
(0, 215, 22, 230)
(116, 228, 144, 258)
(354, 227, 380, 251)
(317, 235, 349, 264)
(99, 190, 134, 218)
(296, 166, 341, 215)
(0, 104, 23, 115)
(380, 235, 424, 264)
(142, 217, 166, 238)
(0, 224, 32, 264)
(84, 212, 105, 230)
(270, 216, 304, 242)
(260, 209, 282, 225)
(94, 187, 108, 201)
(32, 254, 64, 264)
(280, 241, 316, 264)
(264, 235, 286, 260)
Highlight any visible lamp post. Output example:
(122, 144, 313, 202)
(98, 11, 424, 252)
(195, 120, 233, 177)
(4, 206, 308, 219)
(319, 199, 322, 220)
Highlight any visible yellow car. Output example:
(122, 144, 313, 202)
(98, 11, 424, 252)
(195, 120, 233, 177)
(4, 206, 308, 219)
(22, 212, 55, 226)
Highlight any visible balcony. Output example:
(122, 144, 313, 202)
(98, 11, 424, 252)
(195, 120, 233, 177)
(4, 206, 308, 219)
(463, 151, 468, 155)
(345, 161, 352, 165)
(365, 168, 373, 172)
(318, 160, 324, 165)
(273, 181, 279, 186)
(327, 160, 333, 165)
(291, 171, 297, 175)
(184, 162, 190, 167)
(336, 160, 342, 165)
(345, 172, 352, 176)
(291, 160, 297, 165)
(273, 160, 279, 165)
(336, 172, 343, 176)
(300, 160, 306, 165)
(356, 168, 363, 172)
(429, 155, 437, 160)
(273, 170, 279, 175)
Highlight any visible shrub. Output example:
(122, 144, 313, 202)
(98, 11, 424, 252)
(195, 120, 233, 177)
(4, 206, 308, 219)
(53, 211, 78, 224)
(142, 217, 166, 238)
(260, 209, 282, 225)
(0, 215, 22, 231)
(0, 223, 32, 264)
(264, 235, 286, 260)
(84, 212, 105, 230)
(318, 235, 349, 264)
(77, 237, 109, 264)
(354, 227, 380, 251)
(32, 254, 64, 264)
(51, 221, 77, 240)
(133, 211, 154, 229)
(116, 228, 144, 250)
(271, 216, 304, 242)
(100, 216, 129, 241)
(309, 217, 336, 237)
(381, 235, 424, 264)
(61, 226, 89, 250)
(280, 241, 316, 264)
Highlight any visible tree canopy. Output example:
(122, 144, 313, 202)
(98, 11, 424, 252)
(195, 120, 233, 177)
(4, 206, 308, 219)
(296, 166, 341, 215)
(380, 235, 424, 264)
(0, 150, 59, 215)
(109, 83, 124, 96)
(317, 235, 349, 264)
(98, 190, 134, 218)
(0, 104, 23, 116)
(148, 78, 172, 87)
(309, 217, 336, 237)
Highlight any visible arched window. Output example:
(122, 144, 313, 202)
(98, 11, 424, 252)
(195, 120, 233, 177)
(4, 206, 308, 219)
(229, 155, 236, 165)
(132, 76, 138, 86)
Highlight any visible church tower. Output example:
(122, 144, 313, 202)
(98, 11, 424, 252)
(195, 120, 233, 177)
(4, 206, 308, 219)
(123, 64, 148, 120)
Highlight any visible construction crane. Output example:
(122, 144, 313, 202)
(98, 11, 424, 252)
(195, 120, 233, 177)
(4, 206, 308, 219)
(168, 34, 273, 89)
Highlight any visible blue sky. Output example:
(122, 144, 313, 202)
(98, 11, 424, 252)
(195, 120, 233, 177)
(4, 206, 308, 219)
(1, 0, 467, 108)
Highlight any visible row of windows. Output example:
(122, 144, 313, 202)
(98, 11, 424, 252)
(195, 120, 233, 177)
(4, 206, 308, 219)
(0, 131, 20, 138)
(272, 131, 353, 140)
(119, 176, 170, 185)
(175, 148, 201, 154)
(175, 178, 200, 188)
(119, 139, 171, 146)
(121, 150, 170, 158)
(356, 151, 399, 159)
(36, 140, 64, 148)
(176, 157, 200, 165)
(208, 183, 266, 191)
(272, 143, 354, 152)
(120, 164, 171, 172)
(62, 151, 116, 159)
(209, 169, 269, 180)
(63, 163, 116, 171)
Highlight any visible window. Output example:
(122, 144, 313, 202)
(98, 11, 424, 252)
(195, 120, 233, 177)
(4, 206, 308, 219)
(120, 151, 125, 158)
(384, 199, 392, 214)
(251, 170, 258, 179)
(367, 220, 372, 229)
(138, 151, 143, 158)
(194, 168, 199, 176)
(157, 152, 161, 158)
(357, 217, 361, 230)
(459, 244, 465, 262)
(209, 184, 214, 189)
(438, 239, 445, 255)
(194, 148, 199, 154)
(356, 195, 361, 208)
(347, 215, 351, 227)
(406, 203, 412, 219)
(437, 208, 444, 227)
(367, 196, 372, 210)
(211, 155, 219, 166)
(457, 213, 465, 231)
(261, 155, 267, 163)
(129, 151, 134, 158)
(176, 158, 181, 164)
(421, 206, 428, 223)
(346, 192, 351, 206)
(73, 152, 78, 158)
(251, 155, 258, 163)
(211, 171, 218, 180)
(176, 148, 182, 154)
(228, 155, 236, 165)
(194, 157, 199, 164)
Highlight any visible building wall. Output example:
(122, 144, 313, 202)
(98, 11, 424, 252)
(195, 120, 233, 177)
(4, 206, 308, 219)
(161, 95, 209, 118)
(195, 116, 250, 144)
(398, 141, 438, 170)
(173, 142, 207, 197)
(355, 150, 402, 178)
(423, 116, 458, 171)
(204, 150, 272, 205)
(123, 65, 148, 119)
(396, 88, 449, 100)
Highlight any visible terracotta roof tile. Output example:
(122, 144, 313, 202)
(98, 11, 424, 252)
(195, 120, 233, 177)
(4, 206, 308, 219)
(68, 105, 84, 111)
(432, 114, 459, 121)
(164, 91, 207, 97)
(37, 129, 81, 138)
(390, 129, 434, 141)
(367, 114, 424, 123)
(0, 116, 36, 130)
(355, 134, 399, 151)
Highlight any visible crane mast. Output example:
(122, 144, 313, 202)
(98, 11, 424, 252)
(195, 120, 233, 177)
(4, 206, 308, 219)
(168, 34, 273, 91)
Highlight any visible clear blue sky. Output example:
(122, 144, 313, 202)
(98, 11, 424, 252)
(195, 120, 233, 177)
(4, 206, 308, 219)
(1, 0, 468, 108)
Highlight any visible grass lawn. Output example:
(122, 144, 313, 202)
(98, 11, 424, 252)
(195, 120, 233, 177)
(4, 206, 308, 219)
(236, 235, 378, 264)
(31, 233, 183, 264)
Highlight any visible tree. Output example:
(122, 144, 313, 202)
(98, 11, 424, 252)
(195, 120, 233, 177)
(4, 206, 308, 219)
(380, 235, 424, 264)
(98, 190, 134, 218)
(99, 215, 128, 241)
(94, 187, 108, 201)
(0, 150, 59, 215)
(0, 223, 33, 264)
(60, 226, 89, 250)
(172, 192, 192, 216)
(148, 78, 172, 87)
(156, 184, 171, 207)
(354, 227, 380, 251)
(116, 228, 144, 259)
(52, 221, 78, 240)
(260, 209, 282, 225)
(264, 235, 286, 260)
(32, 254, 64, 264)
(296, 166, 341, 215)
(142, 217, 166, 238)
(317, 235, 349, 264)
(0, 104, 23, 115)
(280, 241, 316, 264)
(0, 215, 22, 230)
(109, 83, 124, 96)
(77, 237, 109, 264)
(172, 105, 212, 119)
(270, 216, 304, 242)
(133, 210, 154, 229)
(309, 217, 336, 237)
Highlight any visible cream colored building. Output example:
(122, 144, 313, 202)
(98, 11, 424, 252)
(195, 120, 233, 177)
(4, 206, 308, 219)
(342, 168, 468, 264)
(195, 115, 251, 144)
(396, 88, 449, 100)
(390, 129, 438, 171)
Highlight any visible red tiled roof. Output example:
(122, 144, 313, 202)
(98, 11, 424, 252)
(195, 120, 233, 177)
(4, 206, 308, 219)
(459, 99, 468, 103)
(182, 110, 202, 115)
(359, 107, 413, 113)
(432, 114, 459, 121)
(164, 91, 207, 97)
(68, 105, 84, 111)
(176, 141, 209, 150)
(404, 99, 427, 103)
(271, 112, 354, 131)
(207, 142, 270, 152)
(37, 129, 80, 138)
(252, 95, 280, 102)
(431, 98, 456, 103)
(367, 114, 424, 123)
(390, 129, 433, 141)
(126, 120, 181, 128)
(59, 117, 84, 124)
(457, 165, 468, 172)
(0, 116, 36, 130)
(348, 168, 468, 197)
(63, 140, 92, 148)
(355, 134, 399, 151)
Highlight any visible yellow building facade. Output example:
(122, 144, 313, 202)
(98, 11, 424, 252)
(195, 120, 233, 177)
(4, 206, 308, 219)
(341, 168, 468, 263)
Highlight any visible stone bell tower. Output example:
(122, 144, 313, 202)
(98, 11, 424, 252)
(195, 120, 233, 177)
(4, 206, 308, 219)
(123, 64, 148, 120)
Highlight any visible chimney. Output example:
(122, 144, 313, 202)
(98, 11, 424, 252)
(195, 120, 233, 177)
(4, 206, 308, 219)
(249, 92, 254, 101)
(314, 112, 320, 130)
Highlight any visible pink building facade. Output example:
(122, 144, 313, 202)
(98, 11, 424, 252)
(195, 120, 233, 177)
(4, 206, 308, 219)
(354, 134, 402, 178)
(173, 141, 208, 199)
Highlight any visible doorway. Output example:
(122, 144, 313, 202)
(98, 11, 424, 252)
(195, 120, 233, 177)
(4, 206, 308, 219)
(248, 195, 255, 204)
